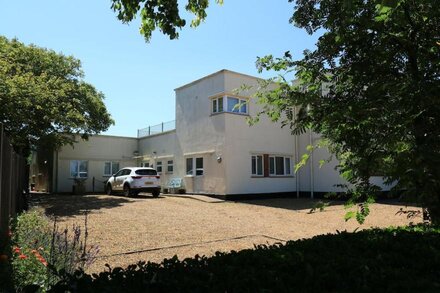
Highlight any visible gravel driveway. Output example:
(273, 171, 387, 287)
(31, 193, 421, 272)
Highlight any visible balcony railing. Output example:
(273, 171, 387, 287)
(137, 120, 176, 138)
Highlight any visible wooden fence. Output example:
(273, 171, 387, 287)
(0, 123, 28, 233)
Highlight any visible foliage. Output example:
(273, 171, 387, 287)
(111, 0, 223, 42)
(48, 225, 440, 292)
(0, 36, 114, 154)
(10, 208, 98, 291)
(253, 0, 440, 224)
(0, 228, 13, 291)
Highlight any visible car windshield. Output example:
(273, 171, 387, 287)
(135, 169, 157, 175)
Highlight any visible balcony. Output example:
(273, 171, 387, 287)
(137, 120, 176, 138)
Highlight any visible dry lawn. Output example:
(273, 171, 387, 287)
(31, 193, 422, 273)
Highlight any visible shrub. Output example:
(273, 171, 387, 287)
(49, 225, 440, 292)
(10, 208, 98, 291)
(0, 228, 13, 291)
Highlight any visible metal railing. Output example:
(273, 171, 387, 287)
(137, 120, 176, 138)
(0, 123, 28, 233)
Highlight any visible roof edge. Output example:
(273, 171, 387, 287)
(174, 69, 265, 91)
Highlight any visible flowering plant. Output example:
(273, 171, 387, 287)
(10, 208, 98, 291)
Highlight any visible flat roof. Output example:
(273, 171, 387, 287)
(174, 69, 265, 91)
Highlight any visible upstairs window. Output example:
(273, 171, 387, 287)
(212, 95, 247, 114)
(227, 96, 247, 114)
(212, 97, 224, 113)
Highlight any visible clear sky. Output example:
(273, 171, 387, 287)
(0, 0, 319, 137)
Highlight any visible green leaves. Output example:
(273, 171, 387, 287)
(111, 0, 223, 42)
(0, 36, 113, 153)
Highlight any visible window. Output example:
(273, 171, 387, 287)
(251, 155, 263, 176)
(70, 160, 88, 178)
(186, 158, 193, 175)
(196, 157, 204, 176)
(104, 161, 120, 176)
(212, 96, 224, 113)
(136, 169, 157, 175)
(140, 162, 149, 167)
(186, 157, 204, 176)
(227, 96, 247, 114)
(212, 95, 247, 114)
(269, 156, 292, 176)
(167, 160, 174, 173)
(156, 161, 162, 173)
(285, 157, 291, 175)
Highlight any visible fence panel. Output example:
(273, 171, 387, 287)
(0, 124, 28, 233)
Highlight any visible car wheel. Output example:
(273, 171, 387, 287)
(106, 184, 113, 195)
(123, 184, 131, 197)
(152, 189, 160, 198)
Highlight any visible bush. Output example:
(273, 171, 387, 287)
(0, 228, 13, 291)
(49, 225, 440, 292)
(10, 208, 98, 291)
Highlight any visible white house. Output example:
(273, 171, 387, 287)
(39, 69, 353, 198)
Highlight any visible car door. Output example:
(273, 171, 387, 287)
(112, 169, 126, 191)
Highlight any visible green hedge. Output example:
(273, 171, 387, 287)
(50, 225, 440, 292)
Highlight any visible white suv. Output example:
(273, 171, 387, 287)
(105, 167, 161, 197)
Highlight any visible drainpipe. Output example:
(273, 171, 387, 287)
(294, 107, 300, 198)
(309, 129, 314, 199)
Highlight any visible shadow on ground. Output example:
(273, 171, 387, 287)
(235, 197, 415, 212)
(29, 193, 136, 218)
(234, 198, 345, 212)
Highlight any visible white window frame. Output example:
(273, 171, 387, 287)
(167, 160, 174, 173)
(211, 95, 248, 115)
(156, 161, 163, 173)
(212, 96, 224, 114)
(269, 155, 292, 176)
(186, 157, 194, 176)
(185, 157, 204, 176)
(70, 160, 88, 178)
(226, 96, 247, 114)
(251, 155, 263, 176)
(104, 161, 120, 176)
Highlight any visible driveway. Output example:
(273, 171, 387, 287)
(31, 193, 421, 272)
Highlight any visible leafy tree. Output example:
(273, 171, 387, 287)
(112, 0, 440, 224)
(111, 0, 223, 42)
(254, 0, 440, 223)
(0, 36, 114, 154)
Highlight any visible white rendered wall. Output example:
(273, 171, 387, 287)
(56, 135, 137, 192)
(137, 131, 178, 187)
(223, 72, 297, 195)
(174, 72, 227, 194)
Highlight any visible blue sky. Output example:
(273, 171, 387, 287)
(0, 1, 319, 137)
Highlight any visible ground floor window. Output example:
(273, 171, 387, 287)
(186, 157, 204, 176)
(251, 154, 292, 177)
(269, 156, 292, 176)
(167, 160, 173, 173)
(196, 157, 204, 176)
(140, 162, 149, 167)
(251, 155, 263, 176)
(70, 160, 88, 178)
(104, 161, 120, 176)
(156, 161, 163, 173)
